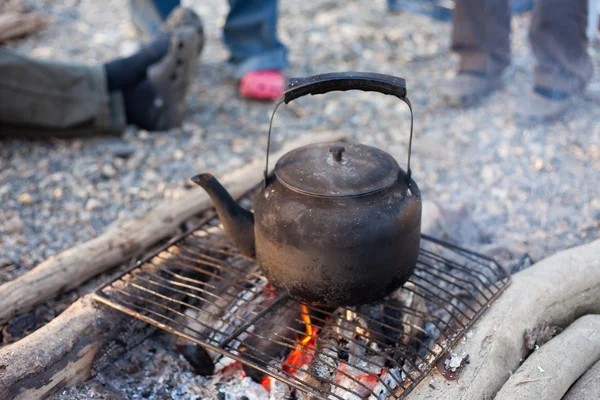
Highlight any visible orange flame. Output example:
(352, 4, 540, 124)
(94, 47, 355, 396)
(300, 304, 313, 345)
(280, 304, 317, 375)
(260, 376, 271, 391)
(257, 304, 319, 391)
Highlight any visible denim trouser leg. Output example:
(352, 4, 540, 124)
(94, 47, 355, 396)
(137, 0, 288, 77)
(224, 0, 288, 78)
(129, 0, 179, 38)
(152, 0, 180, 19)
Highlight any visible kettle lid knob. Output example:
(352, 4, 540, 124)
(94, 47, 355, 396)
(329, 146, 345, 162)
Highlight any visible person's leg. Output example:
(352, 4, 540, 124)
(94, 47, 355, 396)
(529, 0, 592, 92)
(440, 0, 511, 106)
(224, 0, 287, 100)
(224, 0, 287, 77)
(129, 0, 181, 38)
(0, 48, 126, 135)
(152, 0, 180, 19)
(0, 7, 203, 136)
(452, 0, 511, 75)
(515, 0, 592, 121)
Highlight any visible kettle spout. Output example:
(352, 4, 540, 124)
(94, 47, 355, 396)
(191, 173, 255, 257)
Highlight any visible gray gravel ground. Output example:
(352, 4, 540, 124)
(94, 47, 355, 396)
(1, 0, 600, 396)
(1, 0, 599, 277)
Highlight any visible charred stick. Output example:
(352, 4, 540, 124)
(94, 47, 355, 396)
(238, 298, 305, 382)
(301, 315, 344, 396)
(172, 257, 262, 375)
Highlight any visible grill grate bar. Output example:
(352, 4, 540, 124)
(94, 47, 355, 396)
(94, 204, 510, 400)
(219, 293, 289, 348)
(419, 248, 502, 294)
(403, 279, 469, 327)
(416, 259, 491, 304)
(411, 271, 479, 316)
(282, 304, 429, 373)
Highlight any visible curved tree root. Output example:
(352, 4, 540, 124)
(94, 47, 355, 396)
(407, 239, 600, 400)
(562, 359, 600, 400)
(495, 314, 600, 400)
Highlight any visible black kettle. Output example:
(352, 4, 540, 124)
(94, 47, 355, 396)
(192, 72, 421, 307)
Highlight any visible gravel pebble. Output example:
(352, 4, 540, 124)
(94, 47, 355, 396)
(85, 198, 102, 211)
(101, 163, 117, 178)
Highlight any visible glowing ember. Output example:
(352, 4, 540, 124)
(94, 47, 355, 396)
(260, 376, 271, 392)
(354, 372, 382, 389)
(242, 304, 384, 398)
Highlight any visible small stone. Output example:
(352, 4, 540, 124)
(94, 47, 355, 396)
(0, 184, 11, 197)
(101, 164, 117, 179)
(85, 198, 102, 211)
(107, 142, 136, 159)
(230, 138, 246, 153)
(2, 215, 24, 234)
(480, 165, 496, 184)
(54, 188, 63, 199)
(18, 193, 32, 204)
(143, 170, 159, 182)
(174, 150, 185, 160)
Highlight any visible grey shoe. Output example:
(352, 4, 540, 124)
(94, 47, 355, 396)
(439, 72, 503, 107)
(513, 89, 575, 123)
(163, 7, 204, 51)
(131, 3, 204, 48)
(146, 26, 203, 130)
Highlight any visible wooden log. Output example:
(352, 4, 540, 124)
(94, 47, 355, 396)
(406, 239, 600, 400)
(0, 132, 344, 326)
(0, 295, 143, 400)
(495, 314, 600, 400)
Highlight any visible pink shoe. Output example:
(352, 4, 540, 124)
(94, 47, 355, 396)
(239, 70, 285, 101)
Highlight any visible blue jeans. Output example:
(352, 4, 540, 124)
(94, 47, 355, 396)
(138, 0, 287, 77)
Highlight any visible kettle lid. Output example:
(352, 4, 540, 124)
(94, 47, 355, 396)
(274, 141, 401, 197)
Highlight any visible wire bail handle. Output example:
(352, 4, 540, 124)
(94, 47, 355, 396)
(264, 72, 414, 186)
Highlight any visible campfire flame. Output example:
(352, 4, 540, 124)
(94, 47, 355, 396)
(282, 304, 317, 374)
(300, 304, 314, 345)
(257, 304, 384, 396)
(259, 304, 317, 391)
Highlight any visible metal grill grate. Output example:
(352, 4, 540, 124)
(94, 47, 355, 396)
(93, 212, 510, 400)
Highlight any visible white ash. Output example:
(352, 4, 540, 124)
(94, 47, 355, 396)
(444, 352, 468, 372)
(269, 378, 292, 400)
(368, 368, 406, 400)
(213, 376, 269, 400)
(330, 374, 373, 400)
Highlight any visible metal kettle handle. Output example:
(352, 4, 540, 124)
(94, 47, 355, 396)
(264, 72, 414, 185)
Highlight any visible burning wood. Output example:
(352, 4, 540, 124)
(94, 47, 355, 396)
(293, 283, 428, 399)
(239, 301, 306, 381)
(302, 316, 341, 395)
(170, 250, 267, 375)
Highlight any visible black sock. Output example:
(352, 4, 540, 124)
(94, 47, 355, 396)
(104, 34, 170, 91)
(123, 79, 161, 130)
